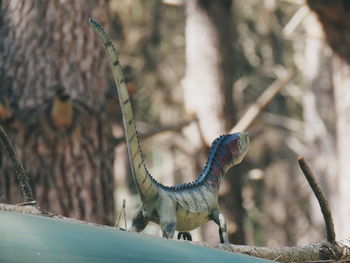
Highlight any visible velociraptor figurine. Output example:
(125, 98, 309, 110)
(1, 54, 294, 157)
(89, 18, 249, 243)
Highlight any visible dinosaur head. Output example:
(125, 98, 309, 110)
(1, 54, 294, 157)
(199, 132, 249, 189)
(216, 132, 250, 171)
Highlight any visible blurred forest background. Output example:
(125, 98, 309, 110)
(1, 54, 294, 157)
(0, 0, 350, 247)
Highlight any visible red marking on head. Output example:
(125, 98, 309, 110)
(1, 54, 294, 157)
(220, 152, 231, 166)
(229, 139, 239, 157)
(210, 166, 221, 188)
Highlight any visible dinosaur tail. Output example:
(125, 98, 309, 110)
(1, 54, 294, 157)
(89, 18, 158, 200)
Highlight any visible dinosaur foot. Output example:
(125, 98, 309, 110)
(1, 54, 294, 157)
(177, 232, 192, 241)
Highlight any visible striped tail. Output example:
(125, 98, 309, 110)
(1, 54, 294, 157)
(89, 18, 158, 200)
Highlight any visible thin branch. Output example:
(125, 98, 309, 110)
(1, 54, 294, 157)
(0, 125, 34, 202)
(298, 157, 336, 243)
(115, 198, 127, 229)
(230, 70, 295, 133)
(282, 6, 309, 37)
(261, 112, 304, 133)
(139, 118, 197, 140)
(281, 0, 304, 5)
(112, 118, 197, 147)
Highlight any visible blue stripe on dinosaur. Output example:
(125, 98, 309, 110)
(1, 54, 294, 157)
(147, 135, 229, 191)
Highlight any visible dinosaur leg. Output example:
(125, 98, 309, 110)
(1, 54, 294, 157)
(129, 206, 149, 232)
(210, 210, 228, 243)
(160, 220, 176, 239)
(159, 202, 177, 239)
(177, 232, 192, 241)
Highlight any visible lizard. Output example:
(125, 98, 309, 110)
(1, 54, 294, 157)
(89, 18, 250, 243)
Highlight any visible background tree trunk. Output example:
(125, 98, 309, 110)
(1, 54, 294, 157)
(298, 12, 337, 242)
(307, 0, 350, 239)
(0, 0, 116, 224)
(183, 0, 246, 244)
(332, 56, 350, 239)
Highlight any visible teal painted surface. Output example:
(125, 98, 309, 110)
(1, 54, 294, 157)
(0, 211, 272, 263)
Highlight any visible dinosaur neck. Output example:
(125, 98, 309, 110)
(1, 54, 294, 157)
(196, 135, 229, 191)
(205, 161, 225, 191)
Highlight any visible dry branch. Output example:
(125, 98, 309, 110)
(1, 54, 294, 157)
(298, 157, 336, 243)
(112, 117, 196, 146)
(230, 70, 295, 133)
(187, 239, 350, 262)
(0, 125, 34, 202)
(138, 118, 197, 140)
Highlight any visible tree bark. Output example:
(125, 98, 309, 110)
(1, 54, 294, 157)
(0, 0, 115, 224)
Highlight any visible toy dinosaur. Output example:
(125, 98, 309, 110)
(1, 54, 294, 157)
(89, 18, 249, 243)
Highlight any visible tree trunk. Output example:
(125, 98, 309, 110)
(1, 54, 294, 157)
(183, 0, 245, 244)
(299, 12, 337, 242)
(332, 56, 350, 239)
(307, 0, 350, 239)
(0, 0, 116, 224)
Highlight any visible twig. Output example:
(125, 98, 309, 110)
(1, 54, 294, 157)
(115, 198, 127, 229)
(281, 0, 304, 5)
(298, 157, 336, 243)
(230, 70, 295, 133)
(282, 6, 309, 37)
(123, 199, 127, 230)
(0, 125, 34, 202)
(112, 118, 196, 147)
(261, 112, 304, 133)
(139, 118, 196, 140)
(16, 201, 37, 206)
(114, 201, 123, 228)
